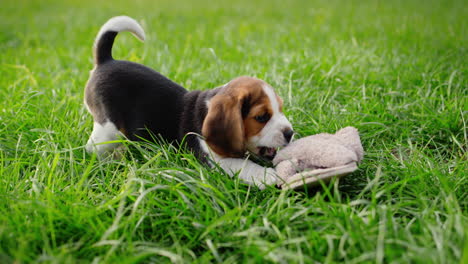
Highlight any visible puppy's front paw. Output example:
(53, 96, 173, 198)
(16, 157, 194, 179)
(265, 168, 279, 185)
(256, 168, 278, 190)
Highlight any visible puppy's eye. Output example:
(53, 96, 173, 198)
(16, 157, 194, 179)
(254, 113, 270, 123)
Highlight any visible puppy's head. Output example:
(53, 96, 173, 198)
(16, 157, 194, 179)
(202, 76, 293, 159)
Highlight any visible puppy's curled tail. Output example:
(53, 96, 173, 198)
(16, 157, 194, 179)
(93, 16, 146, 65)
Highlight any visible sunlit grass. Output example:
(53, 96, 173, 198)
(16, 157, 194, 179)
(0, 0, 466, 262)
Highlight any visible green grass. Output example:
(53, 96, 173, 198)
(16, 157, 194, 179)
(1, 0, 467, 263)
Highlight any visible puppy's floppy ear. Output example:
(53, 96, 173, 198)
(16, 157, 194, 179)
(202, 93, 247, 158)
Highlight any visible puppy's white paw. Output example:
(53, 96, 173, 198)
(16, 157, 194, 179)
(256, 168, 278, 190)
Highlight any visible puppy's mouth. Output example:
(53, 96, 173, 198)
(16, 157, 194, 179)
(257, 147, 277, 160)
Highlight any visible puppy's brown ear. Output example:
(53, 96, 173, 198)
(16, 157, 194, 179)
(202, 94, 246, 158)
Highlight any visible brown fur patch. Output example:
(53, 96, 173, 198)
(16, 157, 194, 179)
(202, 94, 245, 157)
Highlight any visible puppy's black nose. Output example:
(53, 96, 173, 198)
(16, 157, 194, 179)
(283, 129, 294, 143)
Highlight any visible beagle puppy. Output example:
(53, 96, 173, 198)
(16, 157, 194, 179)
(84, 16, 294, 189)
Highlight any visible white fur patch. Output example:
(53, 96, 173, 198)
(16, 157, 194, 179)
(86, 121, 122, 156)
(198, 138, 210, 154)
(95, 16, 146, 46)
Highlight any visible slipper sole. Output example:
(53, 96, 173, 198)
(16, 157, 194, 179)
(281, 163, 358, 190)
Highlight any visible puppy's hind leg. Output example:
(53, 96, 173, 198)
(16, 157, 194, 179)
(85, 120, 123, 158)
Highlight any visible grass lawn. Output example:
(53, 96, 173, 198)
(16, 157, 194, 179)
(1, 0, 467, 263)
